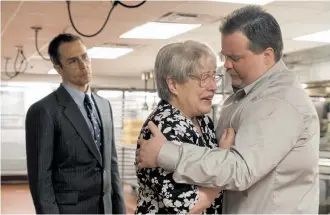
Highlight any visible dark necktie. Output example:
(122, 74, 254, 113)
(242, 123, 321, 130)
(84, 94, 101, 149)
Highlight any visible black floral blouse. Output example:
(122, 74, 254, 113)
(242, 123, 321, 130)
(135, 100, 223, 214)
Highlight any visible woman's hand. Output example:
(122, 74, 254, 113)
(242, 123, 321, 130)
(219, 128, 235, 149)
(188, 187, 222, 214)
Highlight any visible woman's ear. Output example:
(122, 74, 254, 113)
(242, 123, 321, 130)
(167, 77, 179, 95)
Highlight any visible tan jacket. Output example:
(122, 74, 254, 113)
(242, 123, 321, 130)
(157, 60, 320, 213)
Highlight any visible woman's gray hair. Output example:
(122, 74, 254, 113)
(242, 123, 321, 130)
(154, 40, 216, 101)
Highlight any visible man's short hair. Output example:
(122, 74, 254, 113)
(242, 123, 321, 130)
(220, 5, 283, 61)
(48, 33, 82, 66)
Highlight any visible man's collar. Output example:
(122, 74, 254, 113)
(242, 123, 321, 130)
(240, 59, 287, 95)
(61, 83, 92, 106)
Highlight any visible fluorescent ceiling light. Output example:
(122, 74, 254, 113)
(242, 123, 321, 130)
(208, 0, 274, 5)
(293, 29, 330, 43)
(48, 68, 57, 74)
(120, 22, 201, 39)
(87, 47, 133, 59)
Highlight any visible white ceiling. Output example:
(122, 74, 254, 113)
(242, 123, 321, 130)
(1, 0, 330, 80)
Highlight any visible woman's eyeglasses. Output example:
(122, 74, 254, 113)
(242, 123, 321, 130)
(189, 72, 224, 88)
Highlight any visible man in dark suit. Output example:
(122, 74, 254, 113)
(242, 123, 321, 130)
(25, 33, 126, 214)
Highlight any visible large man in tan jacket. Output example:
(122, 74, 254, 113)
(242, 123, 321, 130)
(136, 5, 320, 214)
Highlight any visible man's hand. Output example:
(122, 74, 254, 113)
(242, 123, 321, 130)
(219, 128, 235, 149)
(136, 121, 166, 168)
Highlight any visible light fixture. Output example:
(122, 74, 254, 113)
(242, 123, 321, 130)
(293, 29, 330, 43)
(48, 68, 57, 74)
(141, 71, 153, 111)
(87, 47, 133, 59)
(142, 102, 149, 110)
(120, 22, 201, 39)
(208, 0, 274, 5)
(141, 71, 153, 81)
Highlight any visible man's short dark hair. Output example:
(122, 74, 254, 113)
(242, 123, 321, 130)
(220, 5, 283, 61)
(48, 33, 82, 66)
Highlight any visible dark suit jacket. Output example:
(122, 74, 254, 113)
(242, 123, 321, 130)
(25, 85, 126, 214)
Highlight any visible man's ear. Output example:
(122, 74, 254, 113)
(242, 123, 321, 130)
(54, 65, 62, 75)
(263, 47, 275, 65)
(167, 77, 179, 96)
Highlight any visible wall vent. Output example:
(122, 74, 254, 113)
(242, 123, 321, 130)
(102, 42, 145, 50)
(156, 12, 222, 24)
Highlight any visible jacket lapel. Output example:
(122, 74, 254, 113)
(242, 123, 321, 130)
(56, 86, 102, 166)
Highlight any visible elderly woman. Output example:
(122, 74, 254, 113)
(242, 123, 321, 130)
(135, 40, 224, 214)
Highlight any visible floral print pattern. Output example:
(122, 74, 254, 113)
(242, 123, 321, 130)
(135, 100, 223, 214)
